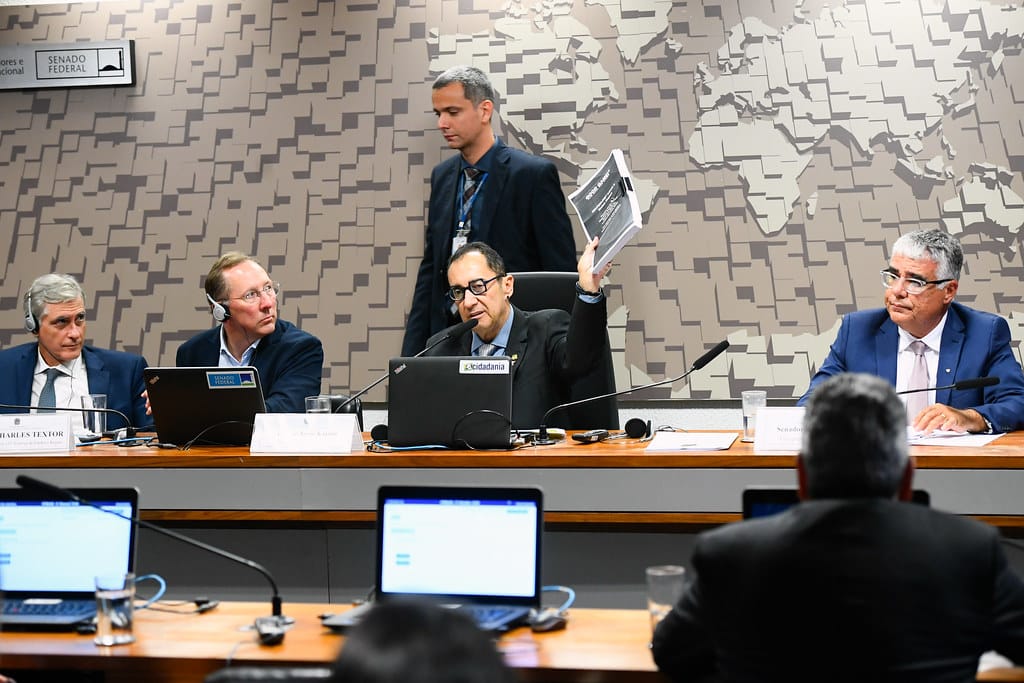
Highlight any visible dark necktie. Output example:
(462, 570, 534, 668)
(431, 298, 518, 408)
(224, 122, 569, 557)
(906, 340, 930, 423)
(462, 167, 482, 230)
(38, 367, 62, 412)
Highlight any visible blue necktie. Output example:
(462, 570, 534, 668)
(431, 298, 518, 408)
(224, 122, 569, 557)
(38, 367, 61, 412)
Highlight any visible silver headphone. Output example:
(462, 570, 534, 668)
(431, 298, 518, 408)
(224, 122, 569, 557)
(24, 291, 39, 334)
(206, 293, 231, 322)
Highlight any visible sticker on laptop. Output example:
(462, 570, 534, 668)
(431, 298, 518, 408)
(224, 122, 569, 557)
(205, 370, 258, 389)
(459, 358, 510, 374)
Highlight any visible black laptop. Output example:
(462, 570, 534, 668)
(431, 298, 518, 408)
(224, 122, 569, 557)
(742, 487, 931, 519)
(0, 487, 139, 629)
(387, 356, 513, 449)
(144, 366, 266, 446)
(323, 485, 543, 632)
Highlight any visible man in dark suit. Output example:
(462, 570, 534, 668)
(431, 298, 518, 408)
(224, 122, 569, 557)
(652, 373, 1024, 682)
(401, 65, 577, 356)
(175, 252, 323, 413)
(422, 238, 610, 428)
(0, 273, 148, 431)
(799, 229, 1024, 433)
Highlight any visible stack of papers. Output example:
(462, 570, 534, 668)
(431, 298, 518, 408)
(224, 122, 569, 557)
(907, 427, 1003, 447)
(644, 432, 738, 452)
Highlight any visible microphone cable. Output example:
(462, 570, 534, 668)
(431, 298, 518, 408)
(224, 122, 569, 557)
(450, 409, 514, 450)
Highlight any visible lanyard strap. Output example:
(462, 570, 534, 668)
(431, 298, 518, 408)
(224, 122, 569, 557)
(457, 172, 488, 231)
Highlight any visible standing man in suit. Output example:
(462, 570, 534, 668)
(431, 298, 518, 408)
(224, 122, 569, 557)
(653, 373, 1024, 682)
(0, 273, 148, 431)
(175, 252, 323, 413)
(799, 229, 1024, 432)
(401, 65, 578, 356)
(423, 238, 610, 428)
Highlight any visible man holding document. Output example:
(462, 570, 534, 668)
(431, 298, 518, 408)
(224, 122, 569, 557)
(422, 237, 611, 428)
(799, 229, 1024, 433)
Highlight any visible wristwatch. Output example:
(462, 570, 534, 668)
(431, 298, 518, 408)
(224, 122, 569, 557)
(575, 281, 602, 297)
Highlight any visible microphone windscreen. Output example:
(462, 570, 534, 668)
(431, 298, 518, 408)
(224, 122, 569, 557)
(370, 424, 389, 442)
(955, 376, 999, 390)
(691, 340, 730, 370)
(446, 318, 478, 338)
(624, 418, 650, 439)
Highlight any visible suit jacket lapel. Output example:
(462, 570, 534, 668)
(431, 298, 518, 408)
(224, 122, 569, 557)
(936, 306, 966, 405)
(14, 345, 37, 405)
(505, 306, 529, 380)
(82, 346, 110, 396)
(475, 140, 509, 245)
(876, 319, 898, 384)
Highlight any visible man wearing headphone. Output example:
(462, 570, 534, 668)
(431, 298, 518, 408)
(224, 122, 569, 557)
(174, 252, 323, 413)
(0, 273, 149, 431)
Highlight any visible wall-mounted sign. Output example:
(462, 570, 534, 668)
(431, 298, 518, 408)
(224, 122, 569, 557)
(0, 40, 134, 90)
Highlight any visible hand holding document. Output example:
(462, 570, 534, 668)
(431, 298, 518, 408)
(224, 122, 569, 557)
(568, 149, 643, 273)
(645, 431, 738, 452)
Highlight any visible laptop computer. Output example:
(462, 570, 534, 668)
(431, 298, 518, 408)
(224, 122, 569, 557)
(323, 485, 543, 632)
(742, 487, 931, 519)
(144, 366, 266, 446)
(0, 487, 139, 629)
(387, 356, 513, 449)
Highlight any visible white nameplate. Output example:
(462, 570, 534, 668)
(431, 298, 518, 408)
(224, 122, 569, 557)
(0, 41, 135, 91)
(0, 414, 74, 453)
(753, 407, 805, 453)
(249, 413, 364, 454)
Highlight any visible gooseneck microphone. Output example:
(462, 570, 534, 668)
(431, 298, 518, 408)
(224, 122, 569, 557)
(0, 403, 139, 438)
(15, 474, 292, 640)
(896, 376, 1000, 395)
(334, 318, 479, 414)
(534, 339, 730, 445)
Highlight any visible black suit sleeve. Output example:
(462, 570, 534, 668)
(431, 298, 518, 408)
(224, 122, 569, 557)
(530, 159, 577, 272)
(990, 537, 1024, 663)
(262, 333, 324, 414)
(651, 550, 718, 682)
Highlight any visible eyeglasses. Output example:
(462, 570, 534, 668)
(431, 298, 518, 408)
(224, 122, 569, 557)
(448, 276, 500, 302)
(232, 282, 280, 304)
(880, 270, 953, 295)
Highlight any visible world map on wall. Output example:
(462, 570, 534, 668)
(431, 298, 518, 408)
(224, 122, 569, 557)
(425, 0, 1024, 397)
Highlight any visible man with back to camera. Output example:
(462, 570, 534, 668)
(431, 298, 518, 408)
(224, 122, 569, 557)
(0, 273, 148, 432)
(652, 372, 1024, 682)
(421, 236, 610, 429)
(798, 229, 1024, 433)
(175, 252, 324, 413)
(401, 64, 578, 356)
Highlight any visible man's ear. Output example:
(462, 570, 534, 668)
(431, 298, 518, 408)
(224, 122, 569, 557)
(478, 99, 494, 124)
(898, 458, 915, 502)
(796, 455, 809, 501)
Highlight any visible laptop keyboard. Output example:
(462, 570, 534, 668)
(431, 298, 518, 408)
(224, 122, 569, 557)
(3, 600, 95, 617)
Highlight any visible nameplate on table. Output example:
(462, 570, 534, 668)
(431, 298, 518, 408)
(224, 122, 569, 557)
(249, 413, 364, 454)
(753, 407, 804, 453)
(0, 414, 74, 453)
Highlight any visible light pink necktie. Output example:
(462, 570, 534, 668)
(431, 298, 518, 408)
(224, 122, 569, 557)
(905, 340, 930, 423)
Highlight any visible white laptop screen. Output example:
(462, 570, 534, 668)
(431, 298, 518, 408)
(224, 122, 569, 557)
(0, 498, 134, 593)
(379, 495, 539, 600)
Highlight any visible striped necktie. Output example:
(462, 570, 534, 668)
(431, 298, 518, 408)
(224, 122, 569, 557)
(462, 167, 482, 230)
(38, 367, 61, 412)
(476, 342, 499, 357)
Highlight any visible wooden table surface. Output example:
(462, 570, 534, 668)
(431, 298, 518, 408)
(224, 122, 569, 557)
(0, 601, 1019, 683)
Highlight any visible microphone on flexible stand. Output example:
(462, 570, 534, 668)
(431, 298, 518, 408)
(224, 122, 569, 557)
(15, 474, 292, 644)
(533, 340, 731, 446)
(896, 376, 1000, 395)
(334, 318, 479, 414)
(0, 403, 139, 438)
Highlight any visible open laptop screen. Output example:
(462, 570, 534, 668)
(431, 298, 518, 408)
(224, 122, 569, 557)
(0, 488, 137, 596)
(377, 486, 542, 606)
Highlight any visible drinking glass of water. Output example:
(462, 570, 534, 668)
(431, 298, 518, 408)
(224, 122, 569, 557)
(94, 572, 135, 646)
(645, 565, 685, 634)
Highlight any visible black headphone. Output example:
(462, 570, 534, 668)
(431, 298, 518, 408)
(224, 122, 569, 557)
(624, 418, 652, 439)
(24, 291, 39, 334)
(206, 293, 231, 322)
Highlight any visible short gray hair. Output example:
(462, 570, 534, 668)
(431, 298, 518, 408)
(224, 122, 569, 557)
(891, 229, 963, 282)
(432, 65, 496, 108)
(26, 273, 86, 321)
(800, 373, 908, 499)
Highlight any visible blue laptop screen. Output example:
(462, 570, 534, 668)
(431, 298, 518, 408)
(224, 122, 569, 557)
(379, 496, 539, 599)
(0, 499, 134, 593)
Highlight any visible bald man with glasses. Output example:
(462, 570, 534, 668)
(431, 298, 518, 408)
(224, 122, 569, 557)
(422, 237, 611, 429)
(799, 230, 1024, 433)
